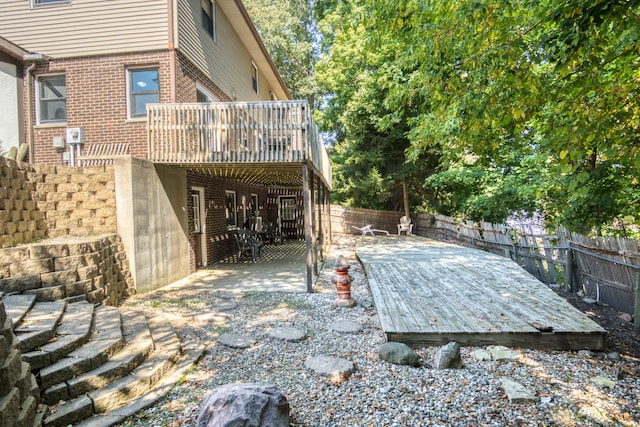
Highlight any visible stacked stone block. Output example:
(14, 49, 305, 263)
(0, 297, 41, 427)
(0, 235, 134, 306)
(0, 158, 117, 248)
(0, 158, 47, 248)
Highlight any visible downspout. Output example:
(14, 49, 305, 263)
(167, 0, 176, 102)
(25, 61, 37, 163)
(23, 52, 49, 164)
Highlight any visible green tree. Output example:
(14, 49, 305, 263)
(355, 0, 640, 233)
(315, 0, 438, 213)
(243, 0, 319, 106)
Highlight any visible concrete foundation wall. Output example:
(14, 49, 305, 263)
(115, 157, 189, 293)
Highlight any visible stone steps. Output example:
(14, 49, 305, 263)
(23, 301, 94, 370)
(2, 297, 205, 427)
(13, 301, 66, 353)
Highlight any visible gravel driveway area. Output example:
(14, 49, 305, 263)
(120, 237, 639, 427)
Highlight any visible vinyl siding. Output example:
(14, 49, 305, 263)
(0, 0, 168, 58)
(176, 0, 277, 101)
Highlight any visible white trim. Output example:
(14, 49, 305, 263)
(192, 186, 207, 267)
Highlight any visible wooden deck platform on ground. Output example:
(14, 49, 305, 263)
(357, 237, 607, 350)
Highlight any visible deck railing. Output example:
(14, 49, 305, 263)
(146, 100, 331, 185)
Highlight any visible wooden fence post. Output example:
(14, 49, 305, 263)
(564, 244, 574, 292)
(635, 272, 640, 335)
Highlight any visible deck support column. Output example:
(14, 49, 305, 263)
(316, 176, 324, 262)
(302, 163, 314, 293)
(311, 172, 318, 276)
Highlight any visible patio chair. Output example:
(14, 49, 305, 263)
(235, 231, 261, 261)
(397, 216, 413, 235)
(352, 224, 390, 236)
(263, 222, 283, 245)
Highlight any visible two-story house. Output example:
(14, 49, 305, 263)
(0, 0, 331, 293)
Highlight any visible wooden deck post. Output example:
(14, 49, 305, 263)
(634, 272, 640, 335)
(302, 163, 313, 293)
(564, 244, 574, 292)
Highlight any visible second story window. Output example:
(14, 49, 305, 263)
(251, 62, 258, 94)
(127, 68, 159, 119)
(32, 0, 70, 6)
(202, 0, 216, 40)
(37, 74, 66, 125)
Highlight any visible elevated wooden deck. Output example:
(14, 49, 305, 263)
(357, 237, 607, 350)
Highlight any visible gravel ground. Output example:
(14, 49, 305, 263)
(120, 237, 640, 427)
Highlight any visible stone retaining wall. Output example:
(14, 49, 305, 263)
(0, 157, 117, 248)
(0, 235, 134, 306)
(0, 298, 40, 426)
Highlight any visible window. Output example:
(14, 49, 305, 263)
(191, 193, 202, 233)
(196, 83, 218, 103)
(281, 197, 296, 221)
(202, 0, 216, 40)
(32, 0, 70, 6)
(251, 194, 258, 215)
(225, 190, 237, 228)
(37, 74, 66, 124)
(127, 68, 159, 119)
(251, 62, 258, 93)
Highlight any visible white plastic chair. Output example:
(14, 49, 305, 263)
(397, 216, 413, 235)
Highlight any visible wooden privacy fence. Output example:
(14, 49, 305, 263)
(331, 206, 640, 325)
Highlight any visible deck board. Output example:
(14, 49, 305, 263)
(357, 237, 607, 350)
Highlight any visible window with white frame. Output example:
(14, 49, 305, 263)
(281, 197, 296, 221)
(37, 74, 66, 124)
(225, 190, 237, 228)
(191, 193, 202, 233)
(127, 68, 159, 119)
(32, 0, 70, 7)
(202, 0, 216, 40)
(251, 62, 258, 94)
(196, 83, 218, 103)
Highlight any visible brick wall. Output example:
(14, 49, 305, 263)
(24, 51, 172, 165)
(0, 235, 133, 306)
(0, 157, 117, 248)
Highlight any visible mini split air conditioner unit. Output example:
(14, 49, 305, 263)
(65, 127, 84, 144)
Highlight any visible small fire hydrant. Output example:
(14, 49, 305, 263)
(332, 255, 356, 307)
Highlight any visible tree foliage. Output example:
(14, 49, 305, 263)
(243, 0, 319, 106)
(315, 0, 640, 234)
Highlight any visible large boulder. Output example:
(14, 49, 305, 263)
(378, 342, 420, 367)
(434, 342, 464, 370)
(196, 383, 290, 427)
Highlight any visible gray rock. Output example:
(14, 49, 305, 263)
(591, 376, 616, 388)
(606, 351, 621, 361)
(434, 342, 463, 370)
(488, 345, 522, 361)
(266, 327, 306, 342)
(583, 297, 597, 304)
(577, 349, 594, 358)
(500, 377, 537, 403)
(471, 349, 492, 361)
(619, 313, 632, 323)
(305, 356, 355, 379)
(218, 333, 256, 349)
(378, 342, 420, 367)
(196, 383, 289, 427)
(330, 320, 363, 334)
